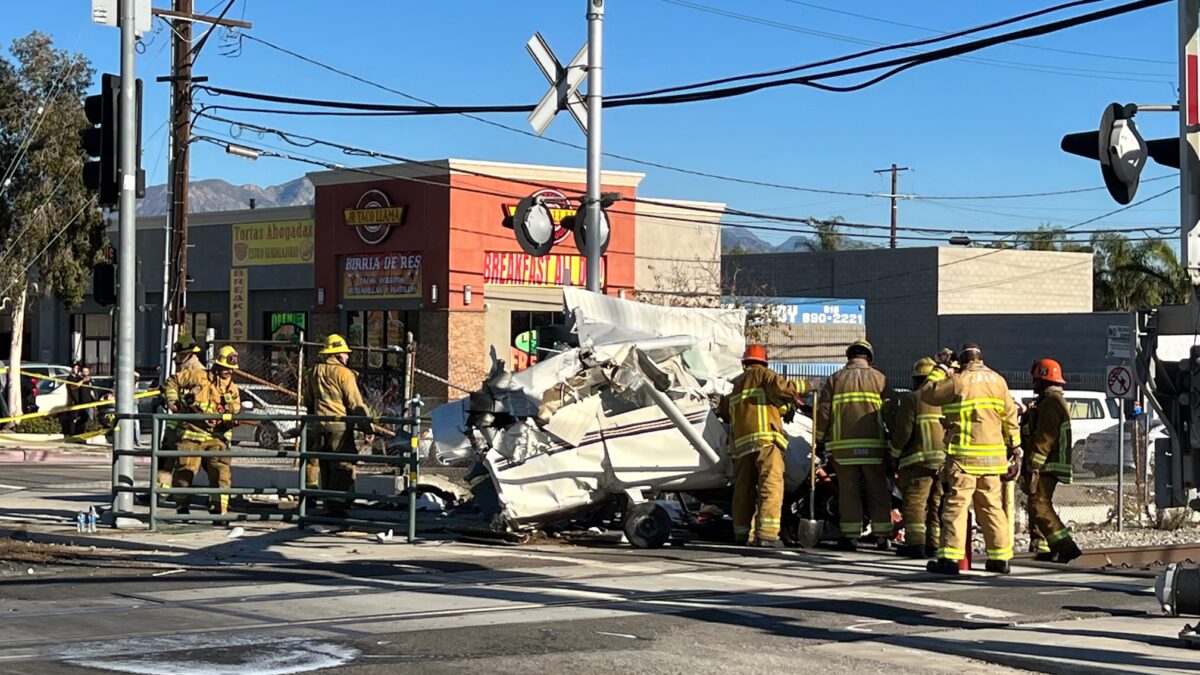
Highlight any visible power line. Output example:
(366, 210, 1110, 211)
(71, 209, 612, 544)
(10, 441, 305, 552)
(659, 0, 1170, 85)
(197, 0, 1169, 115)
(614, 0, 1173, 106)
(197, 119, 1178, 243)
(779, 0, 1174, 65)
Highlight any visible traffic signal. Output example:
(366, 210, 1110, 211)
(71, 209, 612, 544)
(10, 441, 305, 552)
(92, 262, 116, 306)
(81, 73, 144, 207)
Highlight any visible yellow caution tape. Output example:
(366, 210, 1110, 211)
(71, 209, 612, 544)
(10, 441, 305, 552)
(0, 368, 115, 393)
(0, 389, 161, 425)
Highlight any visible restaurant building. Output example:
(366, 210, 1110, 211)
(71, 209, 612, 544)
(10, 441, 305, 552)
(28, 159, 724, 404)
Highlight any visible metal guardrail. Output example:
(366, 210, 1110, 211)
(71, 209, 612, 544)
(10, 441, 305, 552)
(110, 409, 423, 541)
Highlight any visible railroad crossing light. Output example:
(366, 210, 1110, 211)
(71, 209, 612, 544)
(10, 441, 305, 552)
(573, 207, 610, 257)
(1061, 102, 1147, 205)
(80, 73, 145, 208)
(512, 194, 555, 257)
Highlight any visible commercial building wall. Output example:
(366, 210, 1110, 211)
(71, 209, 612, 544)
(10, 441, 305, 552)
(634, 198, 723, 303)
(936, 248, 1092, 315)
(723, 248, 940, 372)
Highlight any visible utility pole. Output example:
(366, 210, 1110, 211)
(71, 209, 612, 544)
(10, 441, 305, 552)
(112, 0, 138, 522)
(874, 163, 910, 249)
(584, 0, 604, 293)
(169, 0, 191, 329)
(152, 1, 249, 360)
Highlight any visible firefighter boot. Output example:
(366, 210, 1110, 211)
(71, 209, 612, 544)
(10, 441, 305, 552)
(926, 558, 959, 575)
(755, 538, 785, 549)
(985, 559, 1011, 574)
(1054, 540, 1083, 564)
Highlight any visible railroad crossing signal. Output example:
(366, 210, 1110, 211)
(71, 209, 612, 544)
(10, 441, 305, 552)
(526, 32, 589, 135)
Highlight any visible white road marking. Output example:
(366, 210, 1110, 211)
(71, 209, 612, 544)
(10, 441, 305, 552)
(595, 631, 639, 639)
(1038, 587, 1088, 595)
(846, 619, 895, 633)
(150, 569, 186, 578)
(0, 484, 27, 490)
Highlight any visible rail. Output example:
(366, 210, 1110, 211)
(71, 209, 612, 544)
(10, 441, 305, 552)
(110, 407, 423, 541)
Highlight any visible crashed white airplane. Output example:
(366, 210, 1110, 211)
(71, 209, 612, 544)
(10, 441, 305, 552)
(431, 288, 816, 545)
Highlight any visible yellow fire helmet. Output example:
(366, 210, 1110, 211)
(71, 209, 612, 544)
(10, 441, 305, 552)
(213, 345, 240, 370)
(846, 338, 874, 361)
(320, 333, 352, 355)
(911, 357, 936, 378)
(173, 334, 202, 354)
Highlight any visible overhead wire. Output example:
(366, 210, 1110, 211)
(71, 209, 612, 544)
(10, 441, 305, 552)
(197, 0, 1170, 114)
(236, 34, 1075, 202)
(657, 0, 1171, 85)
(195, 118, 1179, 243)
(778, 0, 1174, 65)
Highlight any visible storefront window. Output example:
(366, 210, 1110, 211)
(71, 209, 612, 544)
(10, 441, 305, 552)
(345, 310, 418, 370)
(266, 312, 307, 342)
(185, 312, 223, 342)
(509, 311, 561, 372)
(71, 314, 113, 374)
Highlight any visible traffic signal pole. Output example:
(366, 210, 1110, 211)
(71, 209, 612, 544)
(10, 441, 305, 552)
(584, 0, 604, 293)
(111, 0, 138, 521)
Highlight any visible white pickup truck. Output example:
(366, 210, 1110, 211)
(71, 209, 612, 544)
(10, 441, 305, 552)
(1011, 388, 1124, 476)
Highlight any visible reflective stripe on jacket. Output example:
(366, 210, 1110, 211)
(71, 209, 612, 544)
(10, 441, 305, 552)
(163, 356, 205, 430)
(1025, 387, 1073, 482)
(919, 361, 1020, 475)
(718, 364, 797, 458)
(888, 390, 946, 470)
(167, 369, 239, 443)
(815, 359, 888, 464)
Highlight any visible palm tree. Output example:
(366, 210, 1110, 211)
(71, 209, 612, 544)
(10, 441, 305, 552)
(1090, 232, 1190, 310)
(1011, 224, 1089, 253)
(800, 216, 846, 252)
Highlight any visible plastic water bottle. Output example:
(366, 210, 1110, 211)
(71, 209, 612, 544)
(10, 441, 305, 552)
(75, 511, 86, 533)
(86, 506, 97, 533)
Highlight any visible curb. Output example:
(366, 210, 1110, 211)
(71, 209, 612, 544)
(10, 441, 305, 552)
(0, 527, 192, 554)
(0, 448, 116, 464)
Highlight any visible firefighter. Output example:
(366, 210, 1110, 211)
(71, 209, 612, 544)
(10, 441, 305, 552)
(148, 335, 206, 505)
(1023, 358, 1083, 563)
(167, 345, 241, 517)
(921, 343, 1021, 575)
(718, 344, 799, 548)
(888, 357, 946, 558)
(302, 334, 371, 515)
(815, 339, 891, 550)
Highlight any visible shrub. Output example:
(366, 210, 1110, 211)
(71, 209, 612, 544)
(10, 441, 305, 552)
(13, 415, 64, 435)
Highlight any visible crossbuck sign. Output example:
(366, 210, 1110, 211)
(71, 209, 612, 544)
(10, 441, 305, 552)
(527, 32, 589, 135)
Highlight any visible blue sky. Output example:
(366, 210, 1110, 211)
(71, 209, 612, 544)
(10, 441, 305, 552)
(2, 1, 1184, 246)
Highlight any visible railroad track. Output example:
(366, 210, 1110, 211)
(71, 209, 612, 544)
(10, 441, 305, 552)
(1015, 543, 1200, 569)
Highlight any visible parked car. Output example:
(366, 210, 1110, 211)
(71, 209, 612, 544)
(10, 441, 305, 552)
(234, 384, 300, 450)
(0, 362, 74, 414)
(1078, 415, 1164, 478)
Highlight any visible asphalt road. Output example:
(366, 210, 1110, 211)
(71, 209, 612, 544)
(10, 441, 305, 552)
(0, 462, 1171, 674)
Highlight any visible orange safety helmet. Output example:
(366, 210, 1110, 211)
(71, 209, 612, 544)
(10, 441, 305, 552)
(742, 344, 768, 365)
(1032, 358, 1066, 385)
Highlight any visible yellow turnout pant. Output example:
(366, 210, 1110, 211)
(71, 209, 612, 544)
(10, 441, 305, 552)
(731, 443, 785, 543)
(939, 461, 1012, 561)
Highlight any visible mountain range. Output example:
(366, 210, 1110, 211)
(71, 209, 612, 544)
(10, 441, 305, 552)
(136, 177, 314, 216)
(136, 177, 872, 253)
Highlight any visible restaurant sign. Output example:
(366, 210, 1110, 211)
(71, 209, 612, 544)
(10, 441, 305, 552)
(501, 188, 575, 245)
(232, 220, 315, 266)
(344, 189, 407, 245)
(343, 253, 422, 299)
(483, 251, 605, 287)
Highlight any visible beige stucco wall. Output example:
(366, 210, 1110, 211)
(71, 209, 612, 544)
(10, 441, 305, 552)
(634, 198, 724, 303)
(936, 247, 1093, 315)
